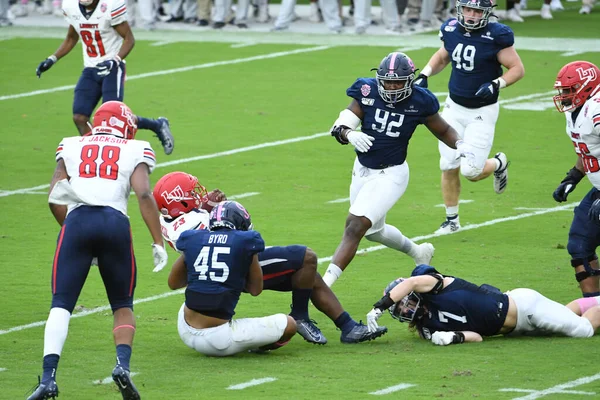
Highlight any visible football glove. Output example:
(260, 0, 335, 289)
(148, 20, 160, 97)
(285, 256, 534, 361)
(414, 73, 429, 88)
(152, 243, 169, 272)
(588, 199, 600, 226)
(96, 56, 121, 77)
(431, 331, 465, 346)
(347, 130, 374, 153)
(36, 55, 57, 78)
(553, 167, 585, 202)
(474, 80, 500, 100)
(367, 307, 383, 333)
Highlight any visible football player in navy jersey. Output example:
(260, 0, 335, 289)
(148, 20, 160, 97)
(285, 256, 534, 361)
(167, 200, 298, 356)
(324, 51, 474, 288)
(415, 0, 525, 235)
(155, 172, 388, 345)
(366, 265, 600, 345)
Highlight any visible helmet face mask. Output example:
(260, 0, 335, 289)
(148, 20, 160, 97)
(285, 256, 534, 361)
(383, 278, 423, 323)
(456, 0, 495, 30)
(374, 52, 416, 104)
(153, 172, 208, 218)
(553, 61, 600, 113)
(209, 201, 253, 231)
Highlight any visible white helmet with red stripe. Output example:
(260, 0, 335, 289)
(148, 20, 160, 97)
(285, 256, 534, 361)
(91, 101, 138, 140)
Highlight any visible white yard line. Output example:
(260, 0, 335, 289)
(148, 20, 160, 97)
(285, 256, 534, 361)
(227, 377, 277, 390)
(93, 372, 139, 385)
(500, 372, 600, 400)
(0, 45, 330, 102)
(0, 202, 577, 336)
(230, 42, 257, 48)
(369, 383, 416, 395)
(150, 41, 178, 46)
(0, 368, 6, 372)
(435, 199, 474, 207)
(0, 133, 329, 198)
(500, 388, 596, 396)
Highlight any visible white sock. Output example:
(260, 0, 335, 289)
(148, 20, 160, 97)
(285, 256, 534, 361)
(365, 224, 415, 255)
(43, 307, 71, 356)
(323, 264, 343, 287)
(445, 205, 459, 219)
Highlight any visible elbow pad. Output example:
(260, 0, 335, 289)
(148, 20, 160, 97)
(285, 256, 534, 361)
(331, 109, 361, 145)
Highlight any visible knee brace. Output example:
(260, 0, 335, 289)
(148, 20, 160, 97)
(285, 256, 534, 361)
(572, 254, 599, 282)
(460, 161, 483, 180)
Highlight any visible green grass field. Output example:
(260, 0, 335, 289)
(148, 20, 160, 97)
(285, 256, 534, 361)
(1, 7, 600, 399)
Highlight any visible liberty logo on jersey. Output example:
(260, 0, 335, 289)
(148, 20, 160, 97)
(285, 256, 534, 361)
(361, 84, 371, 97)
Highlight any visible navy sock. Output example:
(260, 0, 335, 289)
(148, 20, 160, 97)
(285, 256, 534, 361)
(136, 116, 160, 133)
(116, 344, 132, 371)
(334, 311, 357, 334)
(41, 354, 60, 384)
(289, 289, 312, 321)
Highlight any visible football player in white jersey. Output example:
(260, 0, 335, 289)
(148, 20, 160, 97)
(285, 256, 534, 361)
(27, 101, 168, 400)
(551, 61, 600, 299)
(35, 0, 175, 155)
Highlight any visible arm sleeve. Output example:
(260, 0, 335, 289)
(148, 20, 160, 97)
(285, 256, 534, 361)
(136, 141, 156, 174)
(110, 0, 128, 26)
(590, 101, 600, 135)
(55, 140, 66, 162)
(246, 231, 266, 254)
(346, 78, 369, 101)
(495, 25, 515, 50)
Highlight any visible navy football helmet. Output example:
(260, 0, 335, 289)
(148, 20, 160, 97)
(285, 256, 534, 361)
(209, 201, 253, 231)
(372, 52, 416, 104)
(456, 0, 495, 30)
(383, 278, 422, 323)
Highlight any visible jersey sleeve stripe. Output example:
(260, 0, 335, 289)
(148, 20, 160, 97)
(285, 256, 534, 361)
(111, 4, 126, 17)
(593, 116, 600, 126)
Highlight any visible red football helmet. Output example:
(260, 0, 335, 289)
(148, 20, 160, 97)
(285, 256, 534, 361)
(91, 101, 138, 139)
(553, 61, 600, 113)
(153, 172, 208, 218)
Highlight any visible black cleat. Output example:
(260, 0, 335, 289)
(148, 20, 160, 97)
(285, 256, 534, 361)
(27, 377, 58, 400)
(155, 117, 174, 155)
(112, 366, 140, 400)
(340, 322, 388, 344)
(295, 319, 327, 345)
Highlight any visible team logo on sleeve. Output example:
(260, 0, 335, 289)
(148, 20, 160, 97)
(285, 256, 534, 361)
(361, 84, 371, 97)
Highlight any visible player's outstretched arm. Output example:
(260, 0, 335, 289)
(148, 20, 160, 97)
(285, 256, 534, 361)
(131, 164, 164, 247)
(419, 46, 451, 81)
(48, 159, 69, 226)
(424, 113, 461, 149)
(168, 255, 188, 290)
(553, 158, 585, 203)
(36, 26, 79, 78)
(431, 331, 482, 345)
(245, 254, 263, 296)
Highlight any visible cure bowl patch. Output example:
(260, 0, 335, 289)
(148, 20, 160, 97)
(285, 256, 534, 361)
(361, 84, 371, 97)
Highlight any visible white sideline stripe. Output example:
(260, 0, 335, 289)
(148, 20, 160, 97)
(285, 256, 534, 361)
(150, 41, 177, 46)
(435, 199, 474, 207)
(0, 45, 330, 102)
(0, 133, 329, 198)
(93, 372, 138, 385)
(508, 373, 600, 400)
(327, 197, 349, 204)
(369, 383, 416, 395)
(231, 42, 256, 48)
(500, 388, 596, 396)
(227, 377, 277, 390)
(229, 192, 261, 200)
(0, 368, 6, 372)
(514, 207, 571, 211)
(0, 202, 578, 336)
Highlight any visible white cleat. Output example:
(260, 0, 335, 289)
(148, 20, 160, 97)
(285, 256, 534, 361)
(413, 243, 435, 266)
(541, 4, 553, 19)
(435, 219, 461, 235)
(493, 152, 510, 194)
(550, 0, 564, 11)
(579, 5, 591, 14)
(507, 8, 524, 22)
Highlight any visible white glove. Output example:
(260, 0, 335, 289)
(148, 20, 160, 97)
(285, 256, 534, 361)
(367, 308, 383, 333)
(152, 243, 168, 272)
(347, 130, 374, 153)
(431, 331, 456, 346)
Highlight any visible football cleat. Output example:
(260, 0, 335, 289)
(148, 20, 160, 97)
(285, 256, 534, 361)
(156, 117, 174, 155)
(413, 242, 435, 265)
(27, 378, 58, 400)
(112, 365, 141, 400)
(435, 219, 461, 235)
(340, 322, 387, 344)
(493, 152, 510, 194)
(295, 319, 327, 345)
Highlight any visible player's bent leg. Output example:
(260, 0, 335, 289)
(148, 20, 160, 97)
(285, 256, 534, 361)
(135, 115, 175, 155)
(73, 68, 102, 135)
(325, 214, 371, 287)
(581, 306, 600, 334)
(73, 113, 92, 135)
(365, 224, 435, 266)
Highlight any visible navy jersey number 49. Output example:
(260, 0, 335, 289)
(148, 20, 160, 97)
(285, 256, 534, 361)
(193, 246, 231, 282)
(451, 43, 477, 71)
